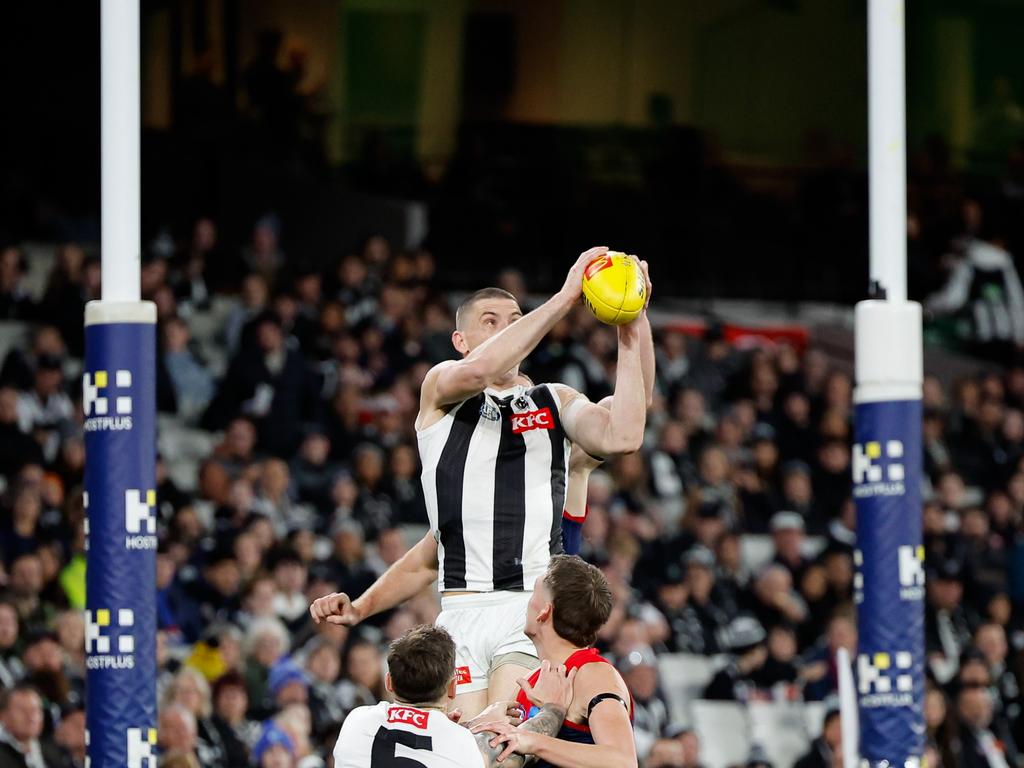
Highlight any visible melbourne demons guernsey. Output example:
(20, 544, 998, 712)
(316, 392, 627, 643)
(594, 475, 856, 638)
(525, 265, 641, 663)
(334, 701, 484, 768)
(515, 648, 634, 768)
(418, 383, 570, 592)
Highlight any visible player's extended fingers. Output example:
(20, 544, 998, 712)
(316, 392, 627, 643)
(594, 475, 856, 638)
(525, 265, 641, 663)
(566, 667, 578, 684)
(497, 738, 518, 762)
(515, 677, 532, 697)
(489, 731, 514, 749)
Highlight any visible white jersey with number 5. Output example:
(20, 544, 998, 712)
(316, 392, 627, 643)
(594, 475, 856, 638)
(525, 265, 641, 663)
(333, 702, 485, 768)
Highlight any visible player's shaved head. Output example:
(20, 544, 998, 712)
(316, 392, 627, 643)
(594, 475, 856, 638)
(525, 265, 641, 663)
(455, 287, 518, 331)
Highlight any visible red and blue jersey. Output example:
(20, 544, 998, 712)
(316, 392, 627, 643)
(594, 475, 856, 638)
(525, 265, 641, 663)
(515, 647, 633, 767)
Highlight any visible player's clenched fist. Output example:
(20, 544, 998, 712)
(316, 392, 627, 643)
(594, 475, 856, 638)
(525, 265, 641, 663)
(309, 592, 363, 626)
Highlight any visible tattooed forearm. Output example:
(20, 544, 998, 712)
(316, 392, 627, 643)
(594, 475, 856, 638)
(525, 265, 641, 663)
(519, 704, 566, 739)
(474, 704, 567, 768)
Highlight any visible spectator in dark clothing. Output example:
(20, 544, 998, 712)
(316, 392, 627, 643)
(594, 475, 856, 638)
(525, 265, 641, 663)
(0, 248, 34, 321)
(618, 645, 670, 760)
(178, 547, 242, 643)
(760, 624, 800, 692)
(961, 507, 1009, 608)
(0, 603, 24, 690)
(0, 487, 46, 589)
(39, 249, 98, 358)
(290, 431, 335, 514)
(322, 520, 377, 604)
(812, 439, 850, 520)
(775, 391, 816, 465)
(927, 559, 979, 684)
(209, 672, 253, 767)
(778, 461, 824, 534)
(0, 327, 66, 395)
(0, 684, 69, 768)
(204, 310, 316, 457)
(924, 502, 966, 571)
(746, 564, 808, 636)
(952, 684, 1019, 768)
(800, 613, 857, 703)
(656, 550, 723, 656)
(975, 623, 1024, 735)
(15, 356, 72, 464)
(924, 407, 956, 481)
(385, 444, 427, 525)
(704, 616, 771, 702)
(770, 511, 811, 584)
(350, 443, 395, 540)
(793, 708, 841, 768)
(6, 553, 52, 634)
(0, 390, 42, 482)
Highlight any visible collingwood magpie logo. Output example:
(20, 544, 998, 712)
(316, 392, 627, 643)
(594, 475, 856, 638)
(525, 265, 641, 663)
(86, 608, 136, 670)
(898, 545, 925, 601)
(83, 369, 134, 432)
(858, 651, 914, 708)
(852, 439, 905, 498)
(125, 490, 158, 550)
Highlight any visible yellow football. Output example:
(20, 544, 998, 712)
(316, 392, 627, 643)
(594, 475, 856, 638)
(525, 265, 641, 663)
(581, 251, 646, 325)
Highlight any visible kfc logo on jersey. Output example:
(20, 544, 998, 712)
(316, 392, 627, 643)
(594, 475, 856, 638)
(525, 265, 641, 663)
(511, 408, 554, 434)
(387, 707, 429, 730)
(455, 666, 473, 685)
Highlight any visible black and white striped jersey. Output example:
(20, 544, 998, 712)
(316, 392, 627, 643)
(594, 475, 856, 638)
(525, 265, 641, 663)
(418, 383, 570, 592)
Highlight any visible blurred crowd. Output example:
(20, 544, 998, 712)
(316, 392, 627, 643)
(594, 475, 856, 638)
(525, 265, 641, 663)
(0, 216, 1022, 767)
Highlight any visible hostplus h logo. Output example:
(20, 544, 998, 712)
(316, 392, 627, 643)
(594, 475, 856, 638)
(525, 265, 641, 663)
(85, 608, 136, 670)
(85, 728, 158, 768)
(898, 545, 926, 601)
(124, 490, 158, 550)
(127, 727, 158, 768)
(852, 440, 905, 498)
(858, 651, 914, 708)
(83, 368, 134, 431)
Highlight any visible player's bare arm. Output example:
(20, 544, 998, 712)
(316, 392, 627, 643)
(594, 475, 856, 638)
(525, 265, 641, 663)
(554, 324, 647, 458)
(472, 661, 576, 768)
(416, 246, 609, 430)
(309, 530, 438, 626)
(479, 663, 636, 768)
(553, 257, 651, 458)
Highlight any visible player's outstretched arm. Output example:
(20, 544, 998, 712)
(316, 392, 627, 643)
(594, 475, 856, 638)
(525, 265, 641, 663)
(471, 662, 575, 768)
(637, 310, 656, 410)
(421, 247, 608, 412)
(309, 531, 438, 626)
(555, 321, 647, 458)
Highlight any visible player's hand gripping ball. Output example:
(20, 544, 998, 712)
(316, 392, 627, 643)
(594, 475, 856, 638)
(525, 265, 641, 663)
(581, 251, 647, 325)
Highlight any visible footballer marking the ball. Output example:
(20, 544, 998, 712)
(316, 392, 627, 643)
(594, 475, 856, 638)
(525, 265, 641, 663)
(581, 251, 648, 325)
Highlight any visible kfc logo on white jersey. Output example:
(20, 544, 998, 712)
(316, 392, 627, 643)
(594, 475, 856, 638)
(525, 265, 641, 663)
(511, 408, 554, 434)
(387, 706, 430, 730)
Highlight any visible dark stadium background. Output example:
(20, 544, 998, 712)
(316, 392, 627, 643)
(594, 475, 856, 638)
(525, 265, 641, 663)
(2, 2, 1024, 767)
